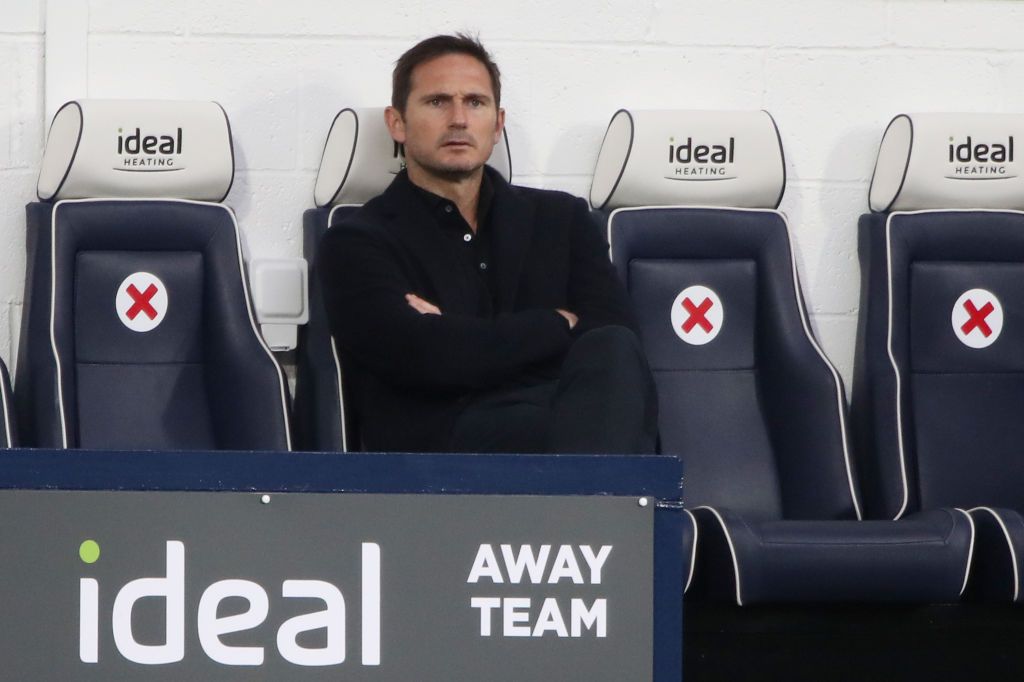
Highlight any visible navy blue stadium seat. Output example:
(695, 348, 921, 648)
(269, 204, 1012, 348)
(15, 100, 291, 451)
(852, 113, 1024, 602)
(295, 107, 511, 451)
(854, 210, 1024, 602)
(596, 109, 974, 604)
(296, 203, 358, 451)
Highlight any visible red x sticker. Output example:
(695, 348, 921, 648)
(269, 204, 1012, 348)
(126, 283, 158, 321)
(672, 285, 723, 345)
(681, 296, 714, 333)
(116, 272, 168, 332)
(952, 288, 1002, 349)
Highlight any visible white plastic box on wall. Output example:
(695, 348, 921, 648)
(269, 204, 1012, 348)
(249, 258, 309, 352)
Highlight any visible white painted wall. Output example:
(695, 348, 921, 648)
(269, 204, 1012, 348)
(0, 0, 44, 365)
(3, 0, 1024, 388)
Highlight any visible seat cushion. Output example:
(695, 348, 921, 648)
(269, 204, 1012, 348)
(690, 507, 974, 605)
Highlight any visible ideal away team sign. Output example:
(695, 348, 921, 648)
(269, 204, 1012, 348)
(0, 491, 653, 681)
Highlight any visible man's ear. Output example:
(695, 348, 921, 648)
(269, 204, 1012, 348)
(494, 107, 506, 144)
(385, 106, 406, 143)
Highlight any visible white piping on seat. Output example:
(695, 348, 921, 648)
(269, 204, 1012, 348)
(684, 508, 698, 594)
(885, 212, 913, 520)
(693, 505, 743, 606)
(968, 506, 1020, 602)
(50, 201, 69, 448)
(0, 362, 11, 448)
(330, 337, 348, 452)
(954, 507, 976, 597)
(325, 203, 363, 452)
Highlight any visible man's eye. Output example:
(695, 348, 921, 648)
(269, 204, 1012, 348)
(428, 98, 442, 106)
(469, 99, 484, 107)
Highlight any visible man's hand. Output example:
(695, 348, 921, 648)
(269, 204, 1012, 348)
(406, 293, 441, 315)
(556, 308, 578, 330)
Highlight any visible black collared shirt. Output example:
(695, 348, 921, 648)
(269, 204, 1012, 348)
(408, 171, 497, 317)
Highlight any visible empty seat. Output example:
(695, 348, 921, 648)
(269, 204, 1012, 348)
(295, 107, 510, 451)
(852, 113, 1024, 601)
(16, 100, 291, 451)
(595, 109, 974, 604)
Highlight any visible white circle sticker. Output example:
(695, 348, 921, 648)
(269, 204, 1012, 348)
(671, 285, 723, 345)
(951, 288, 1002, 349)
(116, 272, 168, 332)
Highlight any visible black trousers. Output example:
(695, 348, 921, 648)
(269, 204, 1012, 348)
(447, 326, 658, 454)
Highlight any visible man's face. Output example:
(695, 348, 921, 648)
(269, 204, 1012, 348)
(386, 53, 504, 181)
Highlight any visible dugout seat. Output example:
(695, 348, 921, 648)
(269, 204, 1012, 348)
(15, 100, 291, 451)
(0, 358, 15, 447)
(296, 107, 700, 593)
(595, 109, 974, 604)
(294, 107, 511, 451)
(852, 113, 1024, 602)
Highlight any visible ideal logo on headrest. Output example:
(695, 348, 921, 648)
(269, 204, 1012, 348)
(946, 135, 1016, 181)
(665, 136, 736, 182)
(115, 127, 185, 173)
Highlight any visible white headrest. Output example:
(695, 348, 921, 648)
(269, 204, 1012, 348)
(37, 100, 234, 202)
(870, 113, 1024, 212)
(590, 109, 786, 210)
(313, 107, 512, 207)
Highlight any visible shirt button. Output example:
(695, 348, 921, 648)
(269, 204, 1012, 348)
(445, 205, 454, 213)
(479, 262, 488, 270)
(463, 233, 472, 242)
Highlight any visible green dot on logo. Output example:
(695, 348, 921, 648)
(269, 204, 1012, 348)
(79, 540, 100, 564)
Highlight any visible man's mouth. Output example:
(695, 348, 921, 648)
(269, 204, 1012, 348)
(442, 139, 473, 148)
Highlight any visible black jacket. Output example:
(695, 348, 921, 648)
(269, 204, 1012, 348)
(317, 167, 637, 452)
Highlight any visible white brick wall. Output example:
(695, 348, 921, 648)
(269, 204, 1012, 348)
(3, 0, 1024, 389)
(0, 0, 44, 365)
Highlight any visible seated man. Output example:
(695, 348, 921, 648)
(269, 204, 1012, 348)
(318, 33, 657, 454)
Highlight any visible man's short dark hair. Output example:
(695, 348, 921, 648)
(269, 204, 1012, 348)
(392, 33, 501, 113)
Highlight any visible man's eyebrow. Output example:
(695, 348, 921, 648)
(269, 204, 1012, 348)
(418, 91, 493, 103)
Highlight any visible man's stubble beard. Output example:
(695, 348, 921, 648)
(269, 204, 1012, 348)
(410, 157, 485, 183)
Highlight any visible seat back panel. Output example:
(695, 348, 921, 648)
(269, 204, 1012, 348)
(657, 373, 781, 518)
(912, 373, 1024, 510)
(911, 261, 1024, 373)
(73, 250, 214, 449)
(75, 251, 204, 362)
(631, 258, 756, 371)
(77, 364, 213, 449)
(907, 258, 1024, 509)
(628, 255, 782, 517)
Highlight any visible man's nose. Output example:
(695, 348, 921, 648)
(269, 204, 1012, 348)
(449, 101, 469, 127)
